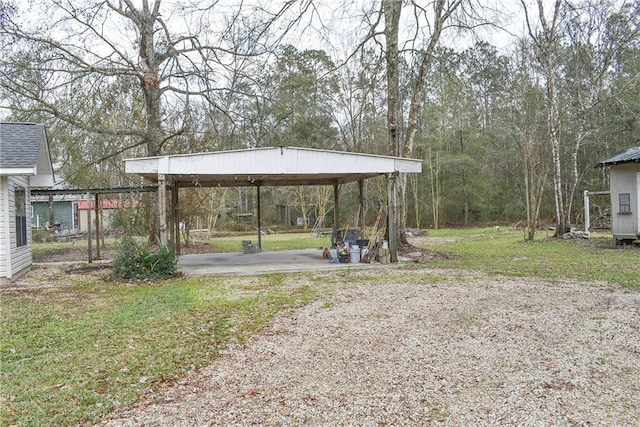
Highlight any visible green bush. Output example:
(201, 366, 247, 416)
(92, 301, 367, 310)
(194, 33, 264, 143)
(32, 228, 49, 243)
(113, 236, 178, 280)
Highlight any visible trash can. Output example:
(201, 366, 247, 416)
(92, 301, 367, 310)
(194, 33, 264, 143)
(349, 245, 361, 263)
(356, 239, 369, 248)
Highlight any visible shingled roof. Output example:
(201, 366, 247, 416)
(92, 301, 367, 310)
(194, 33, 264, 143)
(0, 122, 55, 187)
(598, 146, 640, 167)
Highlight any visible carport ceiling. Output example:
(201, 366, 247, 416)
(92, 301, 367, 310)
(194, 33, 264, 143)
(125, 146, 422, 187)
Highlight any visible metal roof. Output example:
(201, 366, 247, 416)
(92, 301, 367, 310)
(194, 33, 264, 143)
(598, 146, 640, 167)
(0, 122, 55, 187)
(124, 147, 422, 187)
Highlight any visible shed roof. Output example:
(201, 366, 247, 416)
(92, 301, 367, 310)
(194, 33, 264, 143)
(598, 146, 640, 167)
(125, 147, 422, 187)
(0, 122, 55, 187)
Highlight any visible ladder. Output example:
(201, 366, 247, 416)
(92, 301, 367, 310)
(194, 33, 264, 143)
(311, 215, 326, 237)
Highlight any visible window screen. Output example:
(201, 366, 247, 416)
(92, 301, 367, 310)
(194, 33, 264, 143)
(619, 193, 631, 214)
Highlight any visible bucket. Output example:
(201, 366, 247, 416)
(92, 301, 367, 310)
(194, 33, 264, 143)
(350, 246, 361, 263)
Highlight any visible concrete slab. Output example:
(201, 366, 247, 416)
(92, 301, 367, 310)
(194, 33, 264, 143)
(178, 248, 378, 276)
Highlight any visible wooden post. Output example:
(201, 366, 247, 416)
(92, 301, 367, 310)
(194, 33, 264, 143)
(48, 194, 54, 225)
(169, 182, 175, 252)
(333, 183, 339, 244)
(95, 193, 101, 260)
(87, 192, 92, 263)
(583, 190, 590, 235)
(358, 179, 365, 231)
(158, 174, 167, 247)
(256, 184, 262, 250)
(174, 184, 180, 255)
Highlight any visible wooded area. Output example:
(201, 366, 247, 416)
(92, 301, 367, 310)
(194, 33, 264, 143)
(1, 0, 638, 240)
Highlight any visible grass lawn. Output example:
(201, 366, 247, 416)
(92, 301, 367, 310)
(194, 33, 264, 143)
(409, 228, 639, 288)
(1, 271, 336, 426)
(3, 227, 638, 425)
(204, 231, 329, 252)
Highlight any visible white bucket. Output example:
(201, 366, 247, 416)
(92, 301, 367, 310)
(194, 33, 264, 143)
(349, 247, 361, 263)
(382, 240, 388, 249)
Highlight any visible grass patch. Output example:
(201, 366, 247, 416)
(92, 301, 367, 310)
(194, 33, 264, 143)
(208, 232, 327, 252)
(1, 274, 325, 426)
(413, 228, 639, 287)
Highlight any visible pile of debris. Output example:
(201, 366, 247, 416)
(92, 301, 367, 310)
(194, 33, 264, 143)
(405, 228, 428, 238)
(397, 242, 456, 262)
(562, 229, 590, 240)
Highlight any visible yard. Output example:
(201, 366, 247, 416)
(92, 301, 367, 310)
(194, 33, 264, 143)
(2, 228, 639, 425)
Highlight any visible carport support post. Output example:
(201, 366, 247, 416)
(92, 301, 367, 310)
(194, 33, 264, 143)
(158, 173, 168, 247)
(333, 184, 339, 242)
(87, 192, 92, 263)
(256, 184, 262, 250)
(95, 193, 101, 260)
(173, 184, 180, 255)
(387, 173, 398, 263)
(358, 179, 365, 231)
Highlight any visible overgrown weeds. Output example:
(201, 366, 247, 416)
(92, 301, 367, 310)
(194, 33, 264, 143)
(112, 236, 178, 280)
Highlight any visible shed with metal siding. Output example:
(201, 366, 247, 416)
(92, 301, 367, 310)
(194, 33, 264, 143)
(598, 147, 640, 244)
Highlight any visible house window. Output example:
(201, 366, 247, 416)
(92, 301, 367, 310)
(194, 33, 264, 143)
(15, 186, 28, 247)
(619, 193, 631, 214)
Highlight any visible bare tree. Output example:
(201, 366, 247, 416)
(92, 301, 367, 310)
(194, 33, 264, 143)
(561, 0, 640, 230)
(377, 0, 492, 259)
(0, 0, 312, 158)
(520, 0, 567, 236)
(512, 39, 549, 240)
(520, 0, 639, 236)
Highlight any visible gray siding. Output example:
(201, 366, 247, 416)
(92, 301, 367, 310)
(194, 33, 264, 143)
(609, 164, 640, 239)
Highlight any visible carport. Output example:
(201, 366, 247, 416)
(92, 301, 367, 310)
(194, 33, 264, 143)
(124, 146, 422, 261)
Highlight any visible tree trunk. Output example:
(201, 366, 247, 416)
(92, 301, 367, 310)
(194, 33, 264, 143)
(428, 144, 441, 229)
(564, 130, 589, 231)
(523, 0, 567, 237)
(548, 71, 566, 236)
(382, 0, 402, 159)
(382, 0, 402, 257)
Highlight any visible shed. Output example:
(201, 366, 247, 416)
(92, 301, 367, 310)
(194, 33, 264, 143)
(31, 193, 81, 231)
(125, 146, 422, 260)
(0, 122, 55, 282)
(597, 147, 640, 244)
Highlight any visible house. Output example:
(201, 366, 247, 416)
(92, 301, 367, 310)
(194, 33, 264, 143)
(598, 147, 640, 245)
(0, 123, 55, 283)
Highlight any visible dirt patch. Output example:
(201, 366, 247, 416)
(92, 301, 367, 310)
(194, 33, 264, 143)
(397, 241, 456, 261)
(32, 246, 119, 263)
(0, 264, 113, 293)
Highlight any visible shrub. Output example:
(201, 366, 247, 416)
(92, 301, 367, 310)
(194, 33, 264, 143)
(32, 228, 49, 243)
(113, 236, 178, 280)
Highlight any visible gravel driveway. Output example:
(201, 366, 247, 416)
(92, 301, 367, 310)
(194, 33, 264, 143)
(101, 269, 640, 426)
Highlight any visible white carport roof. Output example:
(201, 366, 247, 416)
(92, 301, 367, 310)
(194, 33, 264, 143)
(124, 146, 422, 187)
